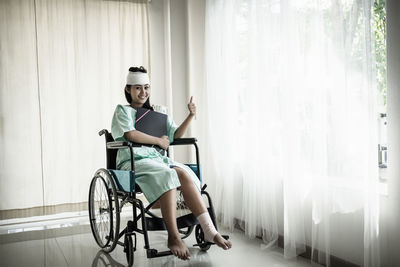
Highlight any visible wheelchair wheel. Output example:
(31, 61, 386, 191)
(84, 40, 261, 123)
(89, 169, 120, 253)
(195, 225, 211, 251)
(124, 235, 134, 267)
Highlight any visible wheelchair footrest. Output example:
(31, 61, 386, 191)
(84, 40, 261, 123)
(145, 207, 214, 231)
(145, 213, 199, 231)
(193, 242, 212, 247)
(147, 248, 173, 258)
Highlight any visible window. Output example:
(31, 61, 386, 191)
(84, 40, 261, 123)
(375, 0, 387, 172)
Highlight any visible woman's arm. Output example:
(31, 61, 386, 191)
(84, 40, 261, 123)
(174, 114, 195, 139)
(174, 96, 196, 139)
(124, 130, 170, 150)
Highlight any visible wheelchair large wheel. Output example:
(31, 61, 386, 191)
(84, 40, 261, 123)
(89, 168, 120, 253)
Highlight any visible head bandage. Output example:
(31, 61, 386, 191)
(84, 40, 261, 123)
(126, 71, 150, 85)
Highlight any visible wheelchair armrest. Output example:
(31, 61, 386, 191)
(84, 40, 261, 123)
(130, 139, 198, 147)
(170, 138, 197, 146)
(107, 141, 155, 149)
(106, 141, 133, 149)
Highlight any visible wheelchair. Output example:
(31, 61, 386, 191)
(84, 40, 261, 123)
(88, 129, 226, 266)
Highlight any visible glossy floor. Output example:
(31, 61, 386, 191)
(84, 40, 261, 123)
(0, 212, 312, 267)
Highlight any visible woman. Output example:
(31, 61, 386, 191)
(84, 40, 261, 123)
(111, 66, 232, 261)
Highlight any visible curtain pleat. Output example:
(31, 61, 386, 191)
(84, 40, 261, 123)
(0, 0, 44, 211)
(0, 0, 149, 216)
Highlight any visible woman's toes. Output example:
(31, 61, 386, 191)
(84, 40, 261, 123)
(225, 240, 232, 249)
(213, 233, 232, 250)
(168, 236, 191, 260)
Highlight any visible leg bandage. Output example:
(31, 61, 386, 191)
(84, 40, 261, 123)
(197, 212, 218, 242)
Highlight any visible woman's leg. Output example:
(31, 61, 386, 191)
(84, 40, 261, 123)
(159, 188, 190, 260)
(172, 167, 207, 217)
(173, 167, 232, 250)
(133, 159, 192, 259)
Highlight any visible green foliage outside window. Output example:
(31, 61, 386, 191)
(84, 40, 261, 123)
(374, 0, 386, 109)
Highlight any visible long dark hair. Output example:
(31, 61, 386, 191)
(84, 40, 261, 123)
(125, 66, 153, 110)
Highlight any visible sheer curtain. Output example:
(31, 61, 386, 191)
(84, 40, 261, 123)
(0, 0, 149, 218)
(204, 0, 380, 266)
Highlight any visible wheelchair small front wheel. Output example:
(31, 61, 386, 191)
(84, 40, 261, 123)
(88, 169, 120, 253)
(195, 225, 211, 251)
(124, 235, 134, 267)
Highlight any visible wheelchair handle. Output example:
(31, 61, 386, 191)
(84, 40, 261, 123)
(98, 129, 108, 136)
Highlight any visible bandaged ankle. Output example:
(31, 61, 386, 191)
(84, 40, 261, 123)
(197, 212, 218, 242)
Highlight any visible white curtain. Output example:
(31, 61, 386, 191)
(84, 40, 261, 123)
(204, 0, 380, 266)
(0, 0, 149, 216)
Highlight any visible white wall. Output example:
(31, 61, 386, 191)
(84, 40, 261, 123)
(149, 0, 199, 163)
(385, 0, 400, 266)
(170, 0, 191, 163)
(170, 0, 189, 126)
(148, 0, 166, 107)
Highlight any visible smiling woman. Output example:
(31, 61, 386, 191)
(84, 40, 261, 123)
(110, 66, 232, 260)
(124, 66, 153, 110)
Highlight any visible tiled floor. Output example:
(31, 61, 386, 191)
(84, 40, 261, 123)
(0, 211, 312, 267)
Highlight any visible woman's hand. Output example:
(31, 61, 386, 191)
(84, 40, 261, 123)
(174, 96, 196, 139)
(188, 96, 196, 116)
(158, 135, 170, 150)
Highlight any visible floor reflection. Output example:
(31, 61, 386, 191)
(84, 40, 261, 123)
(90, 247, 213, 267)
(0, 213, 312, 267)
(92, 250, 126, 267)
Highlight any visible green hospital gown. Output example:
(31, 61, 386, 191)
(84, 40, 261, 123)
(111, 104, 201, 203)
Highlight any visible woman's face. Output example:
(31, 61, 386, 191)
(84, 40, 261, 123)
(127, 84, 151, 108)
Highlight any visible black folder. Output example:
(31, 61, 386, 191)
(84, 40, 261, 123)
(135, 107, 168, 152)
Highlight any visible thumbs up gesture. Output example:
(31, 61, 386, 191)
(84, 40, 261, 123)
(188, 96, 196, 116)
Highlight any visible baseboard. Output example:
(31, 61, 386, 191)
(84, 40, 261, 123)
(281, 235, 361, 267)
(0, 202, 88, 220)
(0, 194, 150, 221)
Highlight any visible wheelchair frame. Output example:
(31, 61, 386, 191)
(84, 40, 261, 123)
(88, 129, 223, 266)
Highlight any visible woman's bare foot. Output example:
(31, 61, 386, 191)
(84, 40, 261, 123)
(213, 233, 232, 250)
(168, 235, 190, 260)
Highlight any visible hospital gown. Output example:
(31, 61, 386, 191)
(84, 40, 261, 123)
(111, 104, 201, 203)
